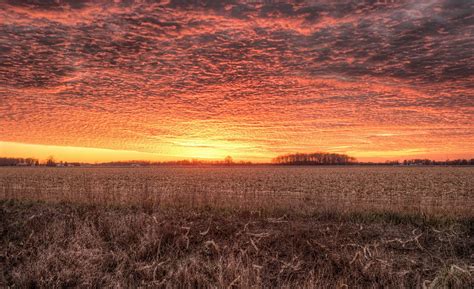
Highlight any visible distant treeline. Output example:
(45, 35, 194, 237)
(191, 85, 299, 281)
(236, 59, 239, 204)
(94, 157, 252, 167)
(272, 153, 474, 166)
(0, 157, 39, 166)
(0, 157, 80, 167)
(400, 159, 474, 166)
(2, 156, 474, 167)
(272, 152, 356, 165)
(0, 156, 249, 167)
(342, 159, 474, 166)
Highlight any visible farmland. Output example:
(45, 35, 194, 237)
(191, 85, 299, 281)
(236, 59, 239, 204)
(1, 166, 473, 216)
(1, 166, 473, 287)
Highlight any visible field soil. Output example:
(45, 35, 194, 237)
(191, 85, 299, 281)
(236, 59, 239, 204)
(1, 200, 473, 288)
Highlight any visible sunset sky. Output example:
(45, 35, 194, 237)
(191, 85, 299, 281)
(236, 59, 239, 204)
(1, 0, 473, 162)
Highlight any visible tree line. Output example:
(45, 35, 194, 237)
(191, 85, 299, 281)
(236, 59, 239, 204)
(401, 159, 474, 166)
(0, 157, 39, 166)
(0, 156, 246, 167)
(93, 156, 253, 167)
(0, 157, 81, 167)
(272, 152, 356, 165)
(2, 155, 474, 167)
(272, 153, 474, 166)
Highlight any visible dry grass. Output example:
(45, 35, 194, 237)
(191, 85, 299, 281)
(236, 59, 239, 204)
(1, 200, 473, 288)
(0, 166, 473, 288)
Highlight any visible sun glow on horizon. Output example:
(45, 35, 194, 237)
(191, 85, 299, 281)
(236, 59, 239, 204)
(2, 141, 472, 164)
(0, 141, 171, 163)
(0, 141, 271, 163)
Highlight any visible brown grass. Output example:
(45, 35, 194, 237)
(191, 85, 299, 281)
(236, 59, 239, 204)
(1, 200, 473, 288)
(0, 166, 473, 287)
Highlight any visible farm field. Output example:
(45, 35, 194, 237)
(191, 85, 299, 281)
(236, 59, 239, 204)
(1, 166, 473, 288)
(1, 166, 474, 216)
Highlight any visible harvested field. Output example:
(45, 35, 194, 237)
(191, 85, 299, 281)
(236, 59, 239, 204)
(1, 166, 473, 288)
(1, 166, 473, 216)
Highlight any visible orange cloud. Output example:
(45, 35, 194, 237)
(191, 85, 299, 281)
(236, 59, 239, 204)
(0, 0, 473, 162)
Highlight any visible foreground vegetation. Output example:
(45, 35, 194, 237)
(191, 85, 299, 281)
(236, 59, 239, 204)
(1, 200, 473, 288)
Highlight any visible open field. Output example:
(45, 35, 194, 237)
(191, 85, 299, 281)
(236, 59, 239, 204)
(1, 166, 473, 288)
(1, 166, 473, 216)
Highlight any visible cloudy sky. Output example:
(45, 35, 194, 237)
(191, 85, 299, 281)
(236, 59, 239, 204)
(0, 0, 473, 162)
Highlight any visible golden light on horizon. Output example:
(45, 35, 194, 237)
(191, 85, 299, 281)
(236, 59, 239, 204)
(0, 141, 168, 163)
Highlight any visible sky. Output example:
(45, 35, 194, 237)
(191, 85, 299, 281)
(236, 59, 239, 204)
(0, 0, 473, 162)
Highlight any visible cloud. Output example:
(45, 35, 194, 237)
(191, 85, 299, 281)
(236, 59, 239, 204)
(0, 0, 473, 160)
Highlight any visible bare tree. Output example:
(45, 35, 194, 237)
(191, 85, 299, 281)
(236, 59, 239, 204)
(46, 156, 56, 167)
(224, 156, 233, 165)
